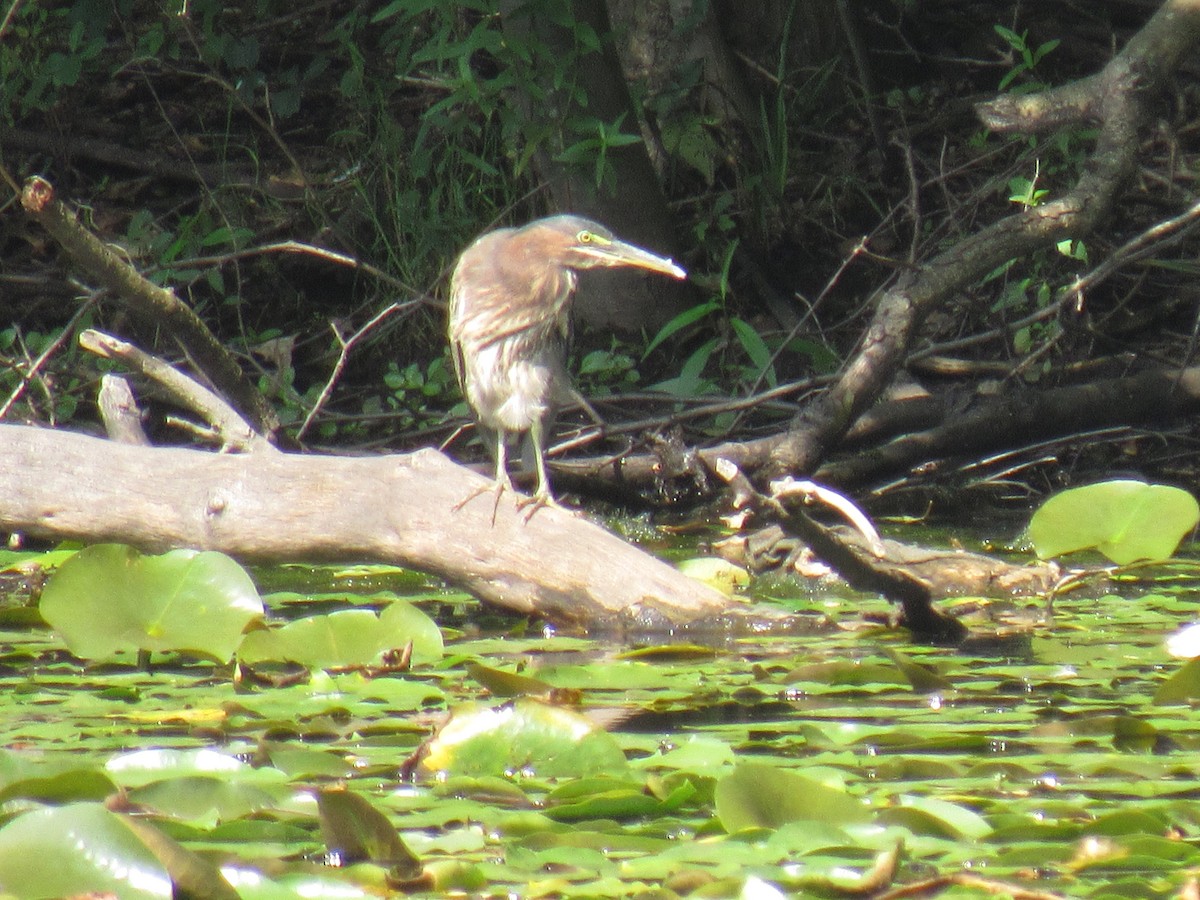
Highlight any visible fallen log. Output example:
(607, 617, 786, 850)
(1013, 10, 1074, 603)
(0, 425, 733, 631)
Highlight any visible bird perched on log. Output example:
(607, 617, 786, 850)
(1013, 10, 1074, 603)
(449, 214, 687, 515)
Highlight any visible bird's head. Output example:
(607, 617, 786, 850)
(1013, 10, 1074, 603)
(522, 215, 687, 280)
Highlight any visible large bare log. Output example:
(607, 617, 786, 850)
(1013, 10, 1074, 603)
(0, 425, 733, 631)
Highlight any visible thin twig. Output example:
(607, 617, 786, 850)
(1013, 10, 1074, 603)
(1064, 196, 1200, 307)
(0, 0, 26, 42)
(0, 294, 98, 421)
(295, 300, 421, 442)
(172, 240, 425, 300)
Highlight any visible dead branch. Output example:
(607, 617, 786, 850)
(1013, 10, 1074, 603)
(716, 459, 967, 641)
(18, 176, 280, 439)
(561, 0, 1200, 500)
(817, 365, 1200, 488)
(80, 329, 271, 453)
(765, 0, 1200, 479)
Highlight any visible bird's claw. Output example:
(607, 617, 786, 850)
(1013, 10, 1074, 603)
(453, 480, 569, 526)
(515, 491, 566, 523)
(453, 478, 511, 526)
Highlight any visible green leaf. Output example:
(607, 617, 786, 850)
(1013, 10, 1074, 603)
(730, 316, 776, 385)
(877, 794, 992, 839)
(0, 765, 116, 805)
(419, 699, 629, 779)
(317, 787, 422, 874)
(0, 803, 172, 899)
(714, 763, 871, 832)
(1153, 657, 1200, 705)
(466, 661, 555, 697)
(643, 301, 718, 357)
(880, 646, 954, 693)
(1027, 480, 1200, 563)
(39, 544, 264, 661)
(105, 747, 286, 788)
(238, 599, 442, 668)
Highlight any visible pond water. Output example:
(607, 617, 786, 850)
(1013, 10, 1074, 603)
(1, 533, 1198, 898)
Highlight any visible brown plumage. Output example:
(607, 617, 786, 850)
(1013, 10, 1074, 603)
(449, 215, 686, 510)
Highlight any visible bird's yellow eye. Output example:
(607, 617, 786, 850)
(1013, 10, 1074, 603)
(577, 230, 593, 243)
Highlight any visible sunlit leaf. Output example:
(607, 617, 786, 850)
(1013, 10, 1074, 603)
(1153, 657, 1200, 705)
(714, 763, 871, 832)
(0, 803, 173, 899)
(0, 766, 116, 804)
(1165, 621, 1200, 659)
(544, 777, 668, 821)
(39, 544, 264, 661)
(419, 699, 629, 778)
(129, 776, 283, 827)
(677, 557, 750, 595)
(466, 661, 555, 697)
(1027, 481, 1199, 563)
(106, 748, 288, 788)
(238, 599, 442, 667)
(877, 795, 991, 839)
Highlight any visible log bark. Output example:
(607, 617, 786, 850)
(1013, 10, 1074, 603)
(0, 425, 733, 632)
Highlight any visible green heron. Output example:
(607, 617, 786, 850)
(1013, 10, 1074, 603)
(449, 214, 687, 513)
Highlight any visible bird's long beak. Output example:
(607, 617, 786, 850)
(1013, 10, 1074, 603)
(585, 240, 688, 280)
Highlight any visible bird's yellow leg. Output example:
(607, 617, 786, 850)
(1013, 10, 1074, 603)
(515, 419, 565, 522)
(452, 432, 513, 525)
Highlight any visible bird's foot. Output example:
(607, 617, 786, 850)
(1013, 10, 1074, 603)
(452, 478, 511, 526)
(515, 490, 567, 523)
(453, 480, 568, 525)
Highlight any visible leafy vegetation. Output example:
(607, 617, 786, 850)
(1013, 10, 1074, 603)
(3, 542, 1200, 896)
(0, 0, 846, 443)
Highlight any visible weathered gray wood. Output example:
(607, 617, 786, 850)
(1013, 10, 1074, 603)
(0, 425, 732, 630)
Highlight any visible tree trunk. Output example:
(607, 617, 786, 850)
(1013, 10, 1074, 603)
(496, 0, 692, 332)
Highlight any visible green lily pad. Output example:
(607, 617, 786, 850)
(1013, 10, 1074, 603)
(714, 763, 871, 832)
(1153, 657, 1200, 705)
(238, 599, 442, 667)
(419, 699, 629, 779)
(1027, 480, 1199, 564)
(0, 803, 172, 898)
(39, 544, 264, 661)
(466, 661, 555, 697)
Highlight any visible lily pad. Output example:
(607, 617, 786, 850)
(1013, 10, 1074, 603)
(39, 544, 264, 661)
(714, 763, 871, 832)
(0, 802, 172, 898)
(1027, 480, 1199, 564)
(419, 699, 629, 779)
(238, 599, 442, 667)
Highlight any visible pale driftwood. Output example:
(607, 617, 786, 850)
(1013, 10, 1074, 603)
(96, 375, 149, 446)
(82, 330, 270, 453)
(0, 425, 733, 630)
